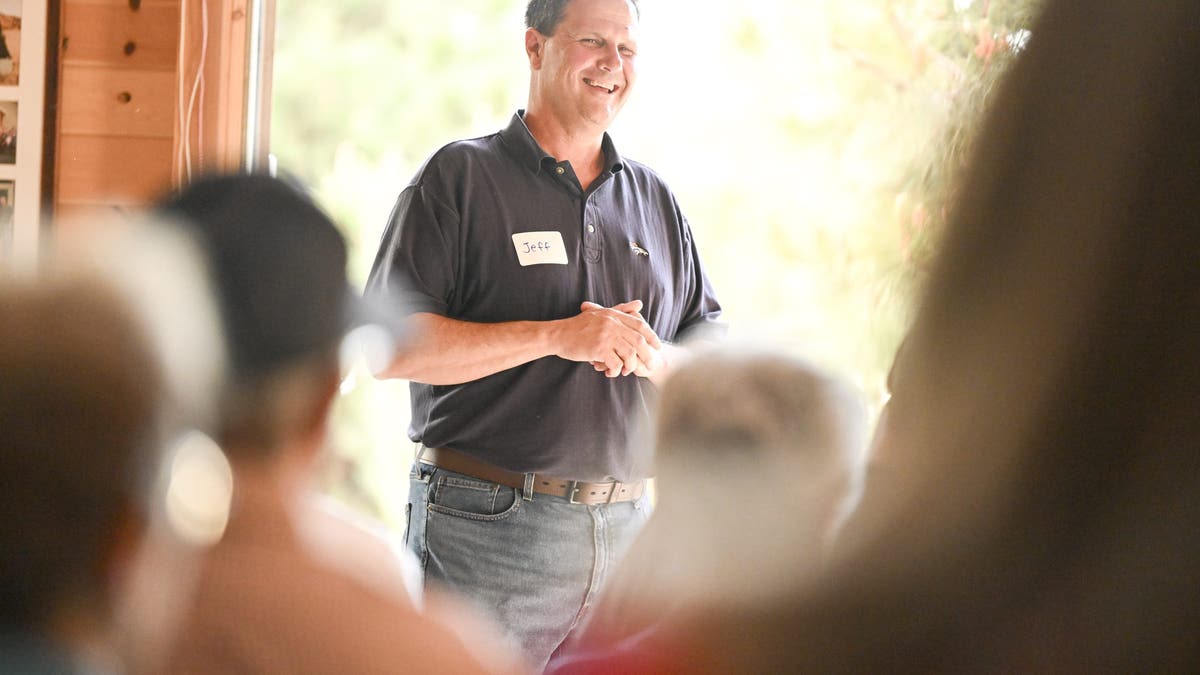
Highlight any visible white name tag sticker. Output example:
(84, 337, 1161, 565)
(512, 231, 569, 266)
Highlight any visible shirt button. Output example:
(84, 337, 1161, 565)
(587, 225, 595, 233)
(556, 166, 565, 175)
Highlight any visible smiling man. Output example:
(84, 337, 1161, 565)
(366, 0, 724, 667)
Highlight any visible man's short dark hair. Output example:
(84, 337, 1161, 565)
(525, 0, 639, 36)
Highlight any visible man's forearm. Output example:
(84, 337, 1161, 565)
(376, 312, 559, 385)
(380, 303, 664, 385)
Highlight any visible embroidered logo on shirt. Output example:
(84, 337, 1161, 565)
(629, 241, 649, 257)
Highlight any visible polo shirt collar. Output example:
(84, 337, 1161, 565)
(500, 110, 626, 176)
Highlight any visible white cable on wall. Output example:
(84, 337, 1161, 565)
(197, 0, 208, 174)
(177, 0, 209, 185)
(175, 0, 188, 188)
(182, 0, 209, 182)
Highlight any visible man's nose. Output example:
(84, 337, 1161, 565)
(598, 44, 621, 72)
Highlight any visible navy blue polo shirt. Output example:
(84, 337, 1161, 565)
(366, 111, 724, 482)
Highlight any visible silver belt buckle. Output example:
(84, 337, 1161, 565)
(567, 480, 584, 505)
(569, 480, 622, 505)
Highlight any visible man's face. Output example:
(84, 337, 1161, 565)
(529, 0, 639, 134)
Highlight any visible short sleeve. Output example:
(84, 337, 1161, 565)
(673, 214, 726, 344)
(364, 183, 460, 318)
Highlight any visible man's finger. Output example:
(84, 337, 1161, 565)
(610, 299, 643, 315)
(625, 335, 661, 370)
(594, 307, 661, 350)
(612, 343, 637, 376)
(621, 316, 662, 350)
(573, 302, 663, 357)
(581, 300, 643, 317)
(601, 352, 623, 378)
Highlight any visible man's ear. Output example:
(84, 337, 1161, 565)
(525, 28, 546, 69)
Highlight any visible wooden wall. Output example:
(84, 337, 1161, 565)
(55, 0, 180, 221)
(51, 0, 255, 224)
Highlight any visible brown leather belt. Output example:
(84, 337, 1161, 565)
(416, 445, 645, 506)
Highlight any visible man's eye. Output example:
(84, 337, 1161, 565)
(582, 38, 601, 46)
(620, 47, 636, 57)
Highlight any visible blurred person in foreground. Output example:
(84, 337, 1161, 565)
(0, 275, 164, 674)
(546, 347, 867, 672)
(146, 173, 524, 674)
(554, 0, 1200, 670)
(364, 0, 723, 667)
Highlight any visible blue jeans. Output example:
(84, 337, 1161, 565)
(406, 462, 652, 671)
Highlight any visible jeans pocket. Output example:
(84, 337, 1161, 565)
(402, 502, 413, 547)
(428, 471, 521, 522)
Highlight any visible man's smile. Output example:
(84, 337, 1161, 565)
(583, 77, 618, 93)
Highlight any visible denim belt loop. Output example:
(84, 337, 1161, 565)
(522, 472, 536, 501)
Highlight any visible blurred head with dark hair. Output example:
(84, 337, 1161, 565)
(0, 275, 162, 669)
(143, 173, 508, 675)
(154, 172, 383, 460)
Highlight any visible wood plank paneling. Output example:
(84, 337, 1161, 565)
(52, 0, 251, 217)
(56, 1, 180, 213)
(61, 1, 181, 70)
(57, 135, 174, 205)
(52, 202, 143, 224)
(59, 65, 175, 138)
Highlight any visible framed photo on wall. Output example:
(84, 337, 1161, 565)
(0, 0, 47, 272)
(0, 178, 10, 257)
(0, 1, 17, 86)
(0, 100, 17, 164)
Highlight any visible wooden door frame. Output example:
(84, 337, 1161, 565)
(176, 0, 275, 182)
